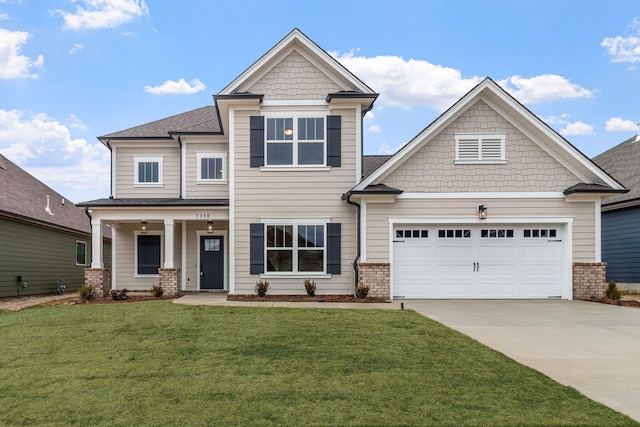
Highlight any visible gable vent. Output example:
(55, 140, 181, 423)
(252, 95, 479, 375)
(481, 138, 503, 159)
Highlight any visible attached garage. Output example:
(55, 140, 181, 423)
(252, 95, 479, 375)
(392, 223, 569, 299)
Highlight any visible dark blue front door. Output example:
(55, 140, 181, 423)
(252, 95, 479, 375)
(200, 236, 224, 289)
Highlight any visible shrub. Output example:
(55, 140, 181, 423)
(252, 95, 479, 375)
(151, 284, 164, 298)
(255, 280, 270, 297)
(605, 281, 621, 300)
(303, 278, 316, 297)
(110, 288, 128, 300)
(78, 284, 96, 301)
(355, 283, 370, 298)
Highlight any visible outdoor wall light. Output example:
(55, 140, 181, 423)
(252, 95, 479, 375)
(477, 204, 488, 220)
(140, 220, 148, 234)
(207, 220, 214, 234)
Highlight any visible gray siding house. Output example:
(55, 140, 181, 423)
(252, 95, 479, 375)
(0, 154, 111, 297)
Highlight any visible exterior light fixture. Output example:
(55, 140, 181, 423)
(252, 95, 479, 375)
(207, 220, 214, 234)
(477, 205, 487, 220)
(141, 220, 148, 234)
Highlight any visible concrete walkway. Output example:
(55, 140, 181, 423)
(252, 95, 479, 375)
(399, 300, 640, 422)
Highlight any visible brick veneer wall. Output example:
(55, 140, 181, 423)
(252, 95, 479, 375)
(159, 268, 180, 296)
(358, 262, 390, 299)
(573, 262, 607, 300)
(84, 268, 111, 297)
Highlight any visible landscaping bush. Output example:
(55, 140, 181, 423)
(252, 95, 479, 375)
(303, 278, 316, 297)
(255, 280, 270, 297)
(151, 284, 164, 298)
(109, 288, 128, 300)
(78, 284, 96, 301)
(355, 283, 370, 298)
(605, 281, 621, 300)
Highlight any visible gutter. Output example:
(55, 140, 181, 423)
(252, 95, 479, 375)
(105, 138, 113, 199)
(341, 191, 361, 293)
(84, 207, 92, 267)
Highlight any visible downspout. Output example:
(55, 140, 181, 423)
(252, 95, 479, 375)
(84, 207, 92, 267)
(177, 134, 183, 199)
(342, 192, 361, 292)
(106, 139, 113, 199)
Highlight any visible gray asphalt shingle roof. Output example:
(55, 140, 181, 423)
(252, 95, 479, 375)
(593, 135, 640, 207)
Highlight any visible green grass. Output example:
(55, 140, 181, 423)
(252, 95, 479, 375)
(0, 302, 636, 426)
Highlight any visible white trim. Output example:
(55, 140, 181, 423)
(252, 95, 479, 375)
(181, 220, 187, 291)
(261, 273, 332, 279)
(181, 142, 187, 198)
(262, 100, 329, 107)
(263, 114, 327, 167)
(196, 230, 229, 291)
(454, 133, 506, 162)
(133, 156, 163, 187)
(595, 198, 601, 262)
(355, 103, 362, 183)
(111, 145, 117, 198)
(259, 166, 331, 172)
(111, 226, 117, 290)
(164, 219, 174, 269)
(228, 107, 235, 293)
(261, 217, 331, 224)
(196, 151, 227, 183)
(262, 222, 327, 276)
(133, 230, 164, 278)
(91, 219, 102, 268)
(361, 200, 367, 262)
(397, 192, 566, 199)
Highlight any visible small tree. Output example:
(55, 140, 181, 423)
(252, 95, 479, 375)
(605, 281, 621, 300)
(303, 278, 316, 297)
(255, 280, 270, 297)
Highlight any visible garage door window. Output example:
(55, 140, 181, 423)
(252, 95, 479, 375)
(438, 229, 471, 238)
(481, 229, 514, 238)
(396, 229, 428, 239)
(524, 229, 557, 238)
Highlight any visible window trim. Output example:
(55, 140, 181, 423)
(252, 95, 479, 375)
(134, 230, 164, 277)
(196, 152, 227, 184)
(454, 133, 506, 164)
(264, 113, 327, 167)
(134, 156, 164, 187)
(75, 240, 87, 266)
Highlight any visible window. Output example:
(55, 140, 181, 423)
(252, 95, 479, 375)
(266, 224, 325, 273)
(134, 157, 163, 186)
(455, 134, 506, 163)
(266, 116, 325, 166)
(481, 229, 514, 238)
(197, 152, 226, 183)
(137, 234, 161, 275)
(524, 229, 557, 238)
(438, 229, 471, 238)
(395, 229, 428, 239)
(76, 241, 87, 266)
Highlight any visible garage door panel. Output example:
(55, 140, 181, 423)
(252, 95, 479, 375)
(435, 283, 473, 297)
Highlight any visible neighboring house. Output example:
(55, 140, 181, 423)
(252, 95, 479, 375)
(78, 29, 625, 300)
(593, 129, 640, 285)
(0, 154, 111, 297)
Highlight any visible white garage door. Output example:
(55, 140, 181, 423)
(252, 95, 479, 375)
(392, 224, 566, 299)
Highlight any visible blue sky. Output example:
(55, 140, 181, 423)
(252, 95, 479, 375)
(1, 0, 639, 203)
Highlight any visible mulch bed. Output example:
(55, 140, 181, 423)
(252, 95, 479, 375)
(586, 297, 640, 308)
(75, 295, 176, 305)
(226, 294, 389, 303)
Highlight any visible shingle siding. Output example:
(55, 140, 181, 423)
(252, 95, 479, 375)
(602, 205, 640, 283)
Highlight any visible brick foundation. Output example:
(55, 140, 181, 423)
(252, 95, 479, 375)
(84, 268, 111, 297)
(358, 262, 390, 299)
(159, 268, 180, 297)
(573, 262, 607, 300)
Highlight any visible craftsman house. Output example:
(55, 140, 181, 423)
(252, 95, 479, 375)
(79, 29, 625, 300)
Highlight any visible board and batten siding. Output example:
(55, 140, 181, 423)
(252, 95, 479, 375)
(364, 198, 596, 263)
(184, 140, 229, 199)
(602, 205, 640, 283)
(0, 218, 111, 297)
(232, 107, 358, 294)
(114, 143, 180, 198)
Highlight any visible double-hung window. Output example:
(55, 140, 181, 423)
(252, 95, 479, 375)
(454, 134, 506, 164)
(76, 241, 87, 266)
(266, 116, 325, 166)
(134, 157, 163, 186)
(266, 224, 325, 273)
(196, 152, 226, 183)
(136, 233, 162, 275)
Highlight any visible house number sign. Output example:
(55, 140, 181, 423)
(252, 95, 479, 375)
(195, 213, 211, 219)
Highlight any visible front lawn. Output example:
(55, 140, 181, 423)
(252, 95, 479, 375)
(0, 302, 635, 426)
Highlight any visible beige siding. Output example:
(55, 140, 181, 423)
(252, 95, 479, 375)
(239, 50, 344, 100)
(364, 198, 596, 262)
(232, 107, 359, 294)
(384, 101, 581, 192)
(115, 143, 180, 198)
(185, 141, 229, 199)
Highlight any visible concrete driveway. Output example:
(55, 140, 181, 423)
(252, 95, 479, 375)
(397, 300, 640, 422)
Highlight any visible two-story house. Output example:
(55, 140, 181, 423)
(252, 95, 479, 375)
(79, 29, 625, 300)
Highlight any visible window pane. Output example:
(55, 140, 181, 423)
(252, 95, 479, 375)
(266, 250, 292, 272)
(298, 142, 323, 165)
(298, 250, 323, 272)
(214, 158, 223, 179)
(267, 143, 293, 165)
(138, 162, 159, 183)
(298, 117, 307, 140)
(315, 118, 324, 139)
(138, 235, 160, 275)
(76, 242, 86, 265)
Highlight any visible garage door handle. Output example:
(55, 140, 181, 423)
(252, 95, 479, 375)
(477, 262, 479, 272)
(473, 262, 477, 272)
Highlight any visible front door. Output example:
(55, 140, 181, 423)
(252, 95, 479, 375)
(200, 236, 224, 289)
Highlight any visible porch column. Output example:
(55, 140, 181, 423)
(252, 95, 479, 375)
(164, 219, 174, 268)
(91, 218, 102, 268)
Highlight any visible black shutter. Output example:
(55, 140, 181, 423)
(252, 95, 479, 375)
(250, 223, 264, 274)
(326, 115, 341, 167)
(250, 116, 265, 167)
(326, 223, 341, 274)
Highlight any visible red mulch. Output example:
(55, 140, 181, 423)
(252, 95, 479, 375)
(227, 294, 389, 303)
(586, 297, 640, 308)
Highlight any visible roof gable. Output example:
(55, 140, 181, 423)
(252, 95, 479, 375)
(355, 78, 625, 192)
(593, 135, 640, 206)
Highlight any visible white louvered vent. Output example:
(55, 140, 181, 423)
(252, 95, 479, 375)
(455, 134, 505, 162)
(457, 138, 479, 160)
(480, 138, 503, 159)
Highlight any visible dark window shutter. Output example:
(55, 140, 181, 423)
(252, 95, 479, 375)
(250, 223, 264, 274)
(326, 115, 341, 167)
(250, 116, 265, 167)
(326, 223, 341, 274)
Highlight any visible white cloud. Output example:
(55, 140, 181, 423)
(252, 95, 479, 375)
(0, 109, 110, 202)
(0, 28, 44, 79)
(368, 125, 380, 133)
(377, 141, 396, 155)
(560, 121, 594, 136)
(498, 75, 594, 104)
(68, 114, 88, 131)
(69, 43, 84, 54)
(332, 50, 482, 110)
(605, 117, 637, 132)
(601, 18, 640, 64)
(54, 0, 149, 31)
(144, 78, 206, 95)
(0, 12, 9, 20)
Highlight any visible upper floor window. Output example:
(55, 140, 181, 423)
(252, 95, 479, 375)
(196, 152, 226, 183)
(454, 134, 506, 164)
(266, 116, 325, 166)
(134, 156, 163, 187)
